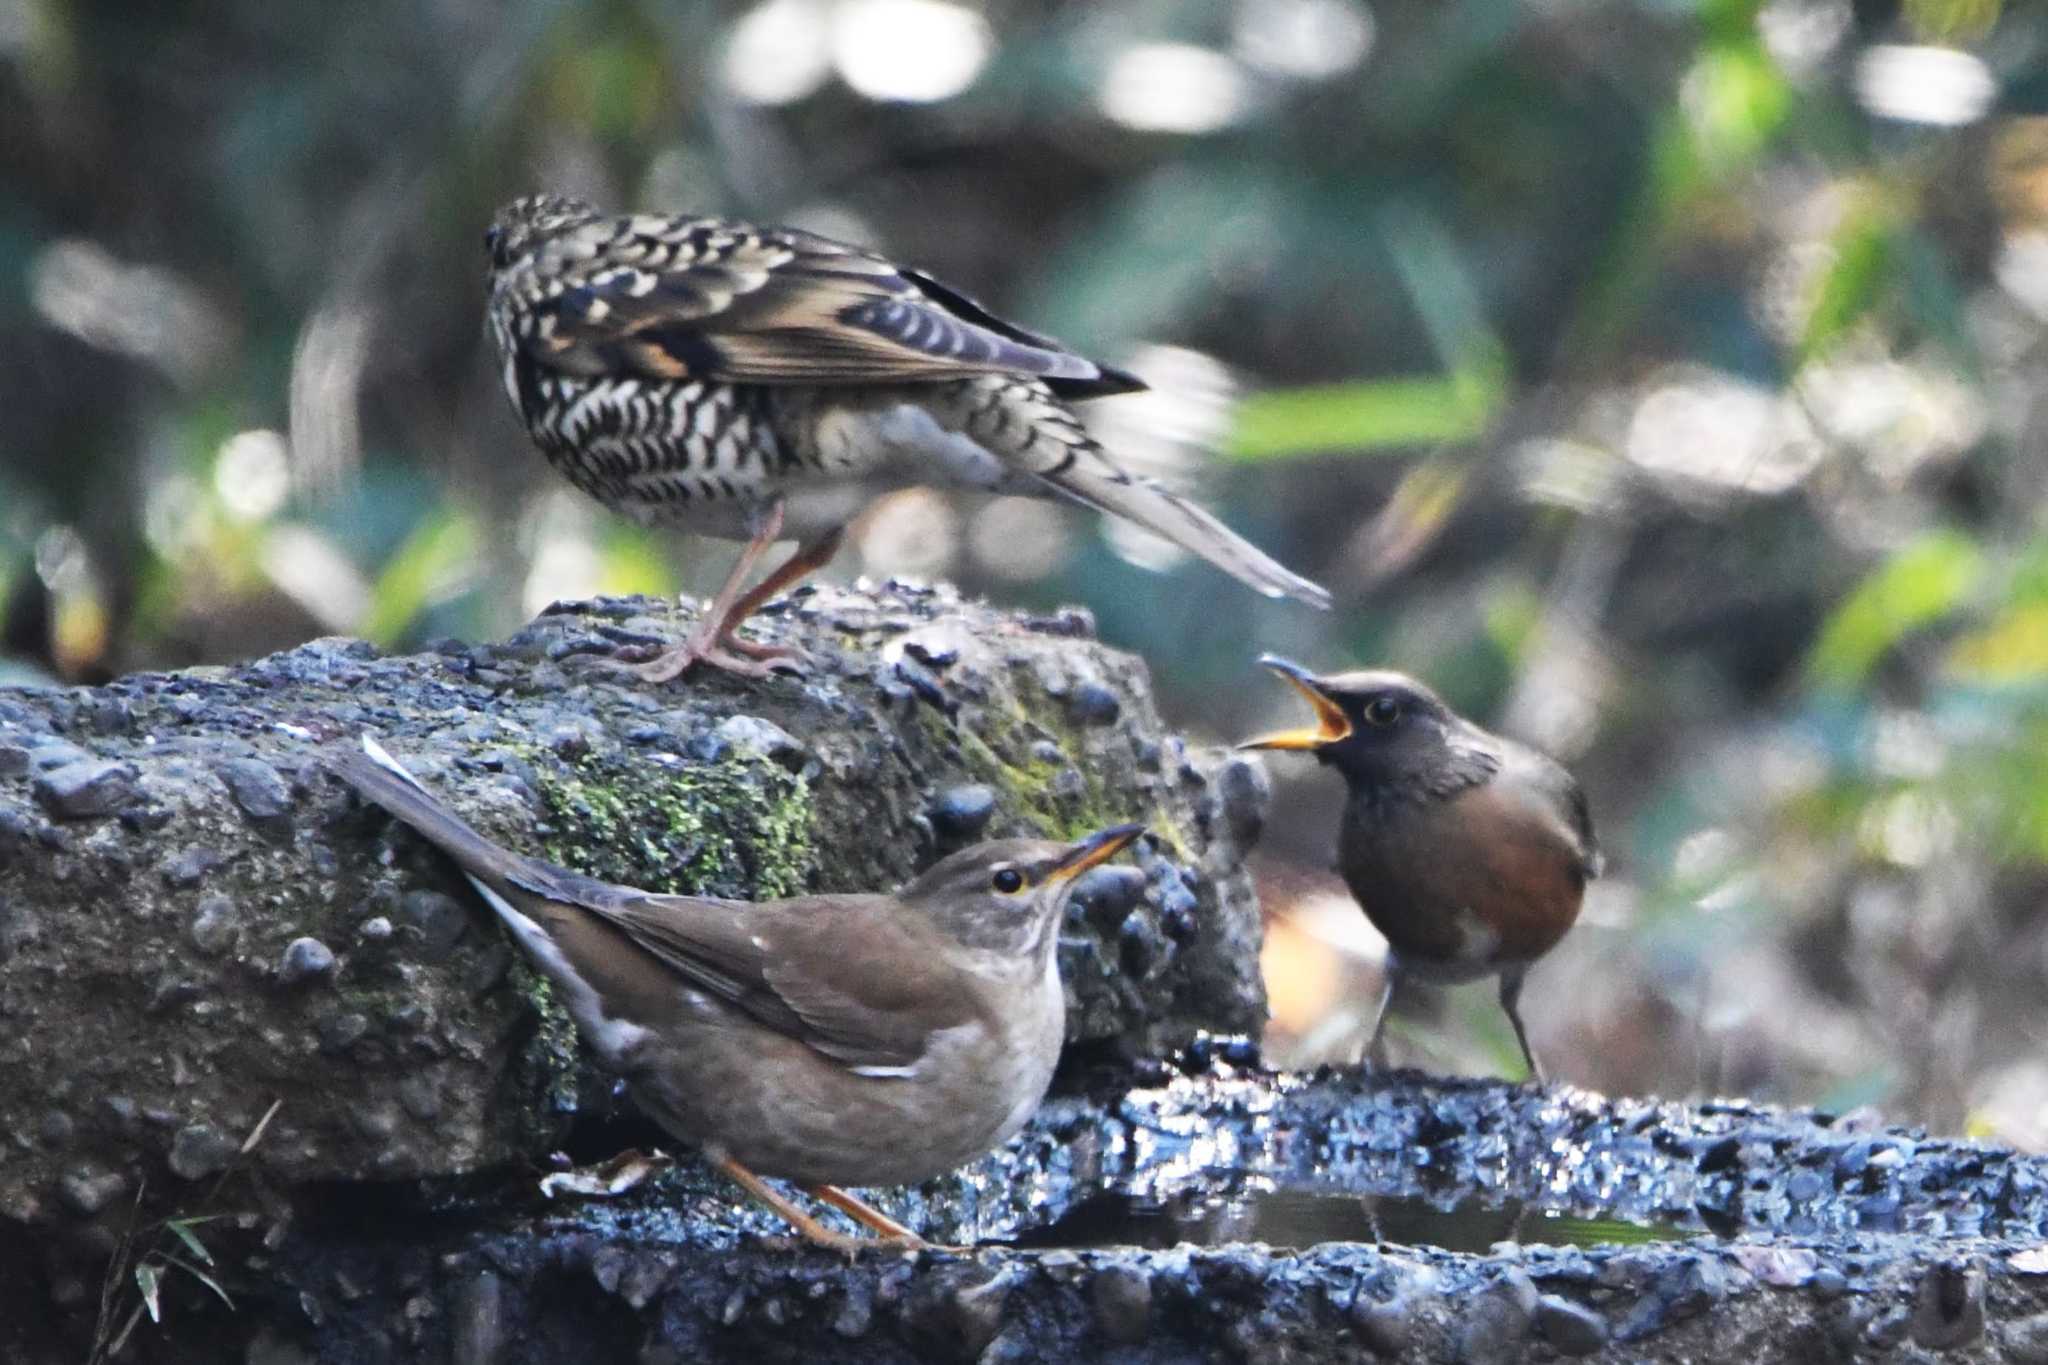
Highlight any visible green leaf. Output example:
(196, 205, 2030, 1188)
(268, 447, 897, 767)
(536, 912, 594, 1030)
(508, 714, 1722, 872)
(1482, 579, 1543, 660)
(1905, 0, 2000, 43)
(1700, 0, 1767, 37)
(1377, 199, 1505, 377)
(1352, 456, 1472, 581)
(1948, 603, 2048, 682)
(596, 525, 679, 599)
(1800, 194, 1900, 363)
(135, 1262, 162, 1323)
(361, 509, 480, 648)
(1566, 35, 1791, 357)
(1540, 1212, 1691, 1247)
(166, 1219, 216, 1267)
(2008, 533, 2048, 603)
(1967, 711, 2048, 863)
(1684, 40, 1792, 176)
(1805, 529, 1986, 691)
(1229, 200, 1513, 461)
(1226, 368, 1505, 460)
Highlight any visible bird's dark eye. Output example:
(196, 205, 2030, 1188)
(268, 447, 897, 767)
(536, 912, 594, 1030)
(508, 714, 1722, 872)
(992, 868, 1025, 894)
(1363, 696, 1401, 727)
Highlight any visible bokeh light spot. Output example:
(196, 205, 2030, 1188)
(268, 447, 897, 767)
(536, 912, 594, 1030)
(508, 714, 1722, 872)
(215, 430, 292, 524)
(832, 0, 991, 104)
(1626, 368, 1823, 499)
(1232, 0, 1373, 80)
(857, 487, 959, 581)
(968, 498, 1071, 582)
(724, 0, 833, 105)
(1100, 44, 1249, 134)
(1854, 45, 1995, 127)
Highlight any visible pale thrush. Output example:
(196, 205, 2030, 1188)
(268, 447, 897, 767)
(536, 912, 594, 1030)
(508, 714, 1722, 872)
(331, 733, 1143, 1251)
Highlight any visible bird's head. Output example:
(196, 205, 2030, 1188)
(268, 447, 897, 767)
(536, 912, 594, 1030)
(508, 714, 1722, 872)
(900, 825, 1146, 958)
(1239, 656, 1467, 791)
(485, 194, 600, 273)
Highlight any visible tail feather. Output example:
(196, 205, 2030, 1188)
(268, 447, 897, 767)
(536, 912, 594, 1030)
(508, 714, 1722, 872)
(947, 376, 1332, 609)
(329, 734, 559, 907)
(1039, 450, 1333, 609)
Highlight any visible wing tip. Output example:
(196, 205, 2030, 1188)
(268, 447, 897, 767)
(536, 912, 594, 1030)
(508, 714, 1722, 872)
(1244, 565, 1334, 610)
(356, 732, 431, 791)
(1086, 360, 1149, 396)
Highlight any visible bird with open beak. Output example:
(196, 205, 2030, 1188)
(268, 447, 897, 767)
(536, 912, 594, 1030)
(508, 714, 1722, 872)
(1240, 656, 1601, 1081)
(330, 733, 1143, 1252)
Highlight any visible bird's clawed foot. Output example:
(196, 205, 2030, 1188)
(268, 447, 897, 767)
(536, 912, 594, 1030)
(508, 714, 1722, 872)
(578, 625, 810, 682)
(777, 1222, 939, 1262)
(712, 1155, 944, 1258)
(564, 511, 841, 685)
(807, 1184, 964, 1253)
(717, 629, 811, 668)
(628, 635, 807, 682)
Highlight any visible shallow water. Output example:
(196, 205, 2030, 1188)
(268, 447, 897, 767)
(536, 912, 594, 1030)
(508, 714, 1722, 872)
(1008, 1185, 1698, 1254)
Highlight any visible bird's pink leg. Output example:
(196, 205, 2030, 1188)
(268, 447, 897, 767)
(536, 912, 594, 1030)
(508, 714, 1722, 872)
(710, 523, 846, 657)
(600, 504, 844, 682)
(710, 1154, 907, 1258)
(805, 1184, 930, 1247)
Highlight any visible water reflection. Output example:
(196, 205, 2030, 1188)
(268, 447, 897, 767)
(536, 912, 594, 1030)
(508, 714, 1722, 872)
(1010, 1187, 1696, 1254)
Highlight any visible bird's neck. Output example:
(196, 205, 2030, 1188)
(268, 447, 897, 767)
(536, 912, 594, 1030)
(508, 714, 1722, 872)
(956, 928, 1065, 1058)
(1342, 734, 1501, 814)
(949, 909, 1063, 987)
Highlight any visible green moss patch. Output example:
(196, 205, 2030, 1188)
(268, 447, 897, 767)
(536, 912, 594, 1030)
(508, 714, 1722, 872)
(529, 751, 815, 900)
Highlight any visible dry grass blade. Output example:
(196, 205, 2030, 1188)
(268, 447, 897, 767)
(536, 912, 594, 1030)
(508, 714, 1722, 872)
(85, 1100, 283, 1362)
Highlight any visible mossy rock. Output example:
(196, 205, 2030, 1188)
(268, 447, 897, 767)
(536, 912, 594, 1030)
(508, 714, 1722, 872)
(0, 582, 1266, 1230)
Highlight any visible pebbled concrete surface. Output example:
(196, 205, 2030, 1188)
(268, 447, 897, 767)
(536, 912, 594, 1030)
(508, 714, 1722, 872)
(0, 586, 1264, 1295)
(15, 1053, 2047, 1363)
(8, 586, 2043, 1362)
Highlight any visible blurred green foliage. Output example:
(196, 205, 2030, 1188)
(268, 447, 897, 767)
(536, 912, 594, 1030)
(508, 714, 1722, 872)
(1806, 529, 1986, 692)
(1227, 373, 1500, 457)
(5, 0, 2048, 1138)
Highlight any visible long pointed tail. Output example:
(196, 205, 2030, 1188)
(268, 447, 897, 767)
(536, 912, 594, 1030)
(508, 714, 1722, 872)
(951, 377, 1333, 609)
(1040, 451, 1332, 608)
(328, 734, 560, 903)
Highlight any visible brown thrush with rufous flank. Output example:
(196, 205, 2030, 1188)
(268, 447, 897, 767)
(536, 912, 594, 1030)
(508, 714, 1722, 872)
(484, 194, 1329, 680)
(1240, 657, 1601, 1082)
(330, 733, 1143, 1252)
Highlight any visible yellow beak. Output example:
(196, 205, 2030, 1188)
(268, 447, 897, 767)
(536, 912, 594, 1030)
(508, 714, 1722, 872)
(1047, 823, 1145, 882)
(1238, 655, 1352, 751)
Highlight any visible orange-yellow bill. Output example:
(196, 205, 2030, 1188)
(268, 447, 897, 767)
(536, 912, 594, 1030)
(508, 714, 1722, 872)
(1048, 823, 1145, 882)
(1238, 655, 1351, 751)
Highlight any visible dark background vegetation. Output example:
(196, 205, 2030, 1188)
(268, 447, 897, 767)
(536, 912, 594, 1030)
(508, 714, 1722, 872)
(4, 0, 2047, 1141)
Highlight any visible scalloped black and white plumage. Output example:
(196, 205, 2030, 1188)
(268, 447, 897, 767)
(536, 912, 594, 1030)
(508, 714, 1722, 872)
(485, 194, 1330, 679)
